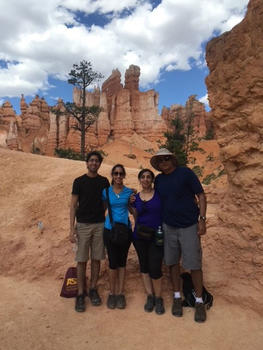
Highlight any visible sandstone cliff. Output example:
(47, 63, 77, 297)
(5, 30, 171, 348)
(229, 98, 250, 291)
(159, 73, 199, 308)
(205, 0, 263, 309)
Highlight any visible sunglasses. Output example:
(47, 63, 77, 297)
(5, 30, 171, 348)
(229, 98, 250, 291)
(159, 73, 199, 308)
(158, 156, 172, 163)
(113, 171, 124, 177)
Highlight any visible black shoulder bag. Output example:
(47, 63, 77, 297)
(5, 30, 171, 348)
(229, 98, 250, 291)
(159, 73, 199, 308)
(106, 187, 131, 246)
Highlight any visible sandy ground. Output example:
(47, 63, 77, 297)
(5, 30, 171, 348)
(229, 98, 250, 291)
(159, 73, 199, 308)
(0, 146, 262, 350)
(1, 275, 263, 350)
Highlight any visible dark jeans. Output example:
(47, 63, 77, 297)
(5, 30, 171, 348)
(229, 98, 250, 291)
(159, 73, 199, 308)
(133, 239, 164, 279)
(104, 228, 131, 269)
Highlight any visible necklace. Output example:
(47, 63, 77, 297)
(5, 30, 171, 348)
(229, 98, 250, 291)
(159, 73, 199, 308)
(113, 186, 123, 198)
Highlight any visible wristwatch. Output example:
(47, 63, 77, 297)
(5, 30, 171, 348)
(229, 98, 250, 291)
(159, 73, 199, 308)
(199, 215, 206, 221)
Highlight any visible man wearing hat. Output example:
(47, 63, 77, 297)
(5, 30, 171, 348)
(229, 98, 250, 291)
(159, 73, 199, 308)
(150, 148, 207, 323)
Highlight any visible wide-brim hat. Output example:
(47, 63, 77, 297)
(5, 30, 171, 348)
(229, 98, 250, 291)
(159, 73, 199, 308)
(150, 148, 176, 171)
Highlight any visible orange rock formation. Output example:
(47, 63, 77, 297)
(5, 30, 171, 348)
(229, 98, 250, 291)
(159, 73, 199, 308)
(0, 65, 211, 155)
(205, 0, 263, 309)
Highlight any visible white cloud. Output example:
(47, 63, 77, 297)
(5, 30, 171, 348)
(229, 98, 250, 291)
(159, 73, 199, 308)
(199, 93, 209, 107)
(0, 0, 249, 97)
(59, 0, 142, 14)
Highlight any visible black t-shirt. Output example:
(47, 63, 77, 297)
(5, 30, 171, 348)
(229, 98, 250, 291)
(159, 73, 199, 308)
(72, 174, 110, 223)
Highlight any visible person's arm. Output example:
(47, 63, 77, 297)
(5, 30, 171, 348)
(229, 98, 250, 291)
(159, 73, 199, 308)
(69, 194, 78, 243)
(196, 192, 207, 236)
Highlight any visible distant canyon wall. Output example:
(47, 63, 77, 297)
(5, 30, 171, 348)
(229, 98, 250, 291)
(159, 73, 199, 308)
(0, 65, 211, 155)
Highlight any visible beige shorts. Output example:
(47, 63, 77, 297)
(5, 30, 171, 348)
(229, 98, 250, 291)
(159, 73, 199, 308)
(75, 222, 105, 262)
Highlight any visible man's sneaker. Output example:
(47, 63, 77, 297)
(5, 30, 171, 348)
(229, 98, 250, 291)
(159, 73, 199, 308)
(155, 297, 165, 315)
(107, 294, 116, 309)
(194, 302, 206, 323)
(116, 294, 126, 309)
(88, 288, 102, 306)
(144, 294, 155, 312)
(172, 297, 183, 317)
(75, 294, 86, 312)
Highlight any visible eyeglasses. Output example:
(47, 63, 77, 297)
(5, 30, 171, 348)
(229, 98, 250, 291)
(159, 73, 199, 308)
(113, 172, 124, 177)
(158, 156, 172, 163)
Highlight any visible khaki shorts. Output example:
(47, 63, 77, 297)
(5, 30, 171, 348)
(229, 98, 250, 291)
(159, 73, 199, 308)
(163, 223, 202, 270)
(75, 222, 105, 262)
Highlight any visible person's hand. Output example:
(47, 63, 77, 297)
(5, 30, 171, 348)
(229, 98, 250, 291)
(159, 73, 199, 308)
(129, 193, 136, 205)
(197, 220, 206, 236)
(69, 227, 77, 243)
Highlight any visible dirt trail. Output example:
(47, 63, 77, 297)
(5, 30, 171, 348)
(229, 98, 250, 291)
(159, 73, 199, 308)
(1, 276, 262, 350)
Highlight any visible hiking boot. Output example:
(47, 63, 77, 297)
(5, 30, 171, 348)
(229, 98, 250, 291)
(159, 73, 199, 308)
(172, 297, 183, 317)
(75, 294, 86, 312)
(195, 302, 206, 323)
(155, 297, 165, 315)
(88, 288, 102, 306)
(144, 294, 155, 312)
(116, 294, 126, 309)
(107, 294, 116, 309)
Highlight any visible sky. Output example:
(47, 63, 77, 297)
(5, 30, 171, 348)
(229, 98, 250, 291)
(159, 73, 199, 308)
(0, 0, 249, 114)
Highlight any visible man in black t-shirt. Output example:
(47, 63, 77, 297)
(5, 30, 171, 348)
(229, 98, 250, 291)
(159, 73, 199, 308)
(69, 151, 110, 312)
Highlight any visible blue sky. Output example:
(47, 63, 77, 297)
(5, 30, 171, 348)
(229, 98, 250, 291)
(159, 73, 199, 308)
(0, 0, 249, 114)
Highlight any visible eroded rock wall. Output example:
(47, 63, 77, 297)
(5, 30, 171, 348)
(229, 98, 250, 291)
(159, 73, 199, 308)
(206, 0, 263, 310)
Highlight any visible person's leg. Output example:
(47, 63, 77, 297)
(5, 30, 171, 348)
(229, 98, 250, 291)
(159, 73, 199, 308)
(117, 266, 125, 294)
(133, 240, 153, 295)
(88, 259, 102, 306)
(180, 224, 206, 322)
(104, 229, 118, 309)
(152, 278, 162, 297)
(163, 223, 183, 317)
(74, 223, 91, 312)
(77, 261, 87, 295)
(142, 273, 153, 295)
(109, 268, 118, 294)
(90, 259, 100, 288)
(86, 223, 105, 305)
(191, 269, 203, 298)
(170, 263, 181, 292)
(90, 223, 105, 289)
(115, 240, 131, 309)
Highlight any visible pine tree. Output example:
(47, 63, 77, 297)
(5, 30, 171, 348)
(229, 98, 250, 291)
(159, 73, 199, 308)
(65, 60, 103, 159)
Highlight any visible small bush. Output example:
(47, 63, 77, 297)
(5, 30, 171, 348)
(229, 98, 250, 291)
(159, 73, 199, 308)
(204, 127, 214, 140)
(124, 153, 136, 159)
(32, 145, 41, 155)
(144, 148, 155, 154)
(189, 157, 196, 165)
(55, 148, 83, 160)
(97, 149, 108, 157)
(202, 173, 217, 185)
(192, 165, 203, 177)
(217, 169, 226, 178)
(206, 153, 214, 162)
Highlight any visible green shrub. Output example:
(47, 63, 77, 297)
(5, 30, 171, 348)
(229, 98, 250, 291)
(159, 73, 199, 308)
(124, 153, 136, 159)
(32, 145, 41, 155)
(206, 153, 214, 161)
(204, 127, 214, 140)
(55, 148, 83, 160)
(192, 165, 203, 177)
(202, 173, 217, 185)
(144, 148, 155, 154)
(217, 169, 226, 178)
